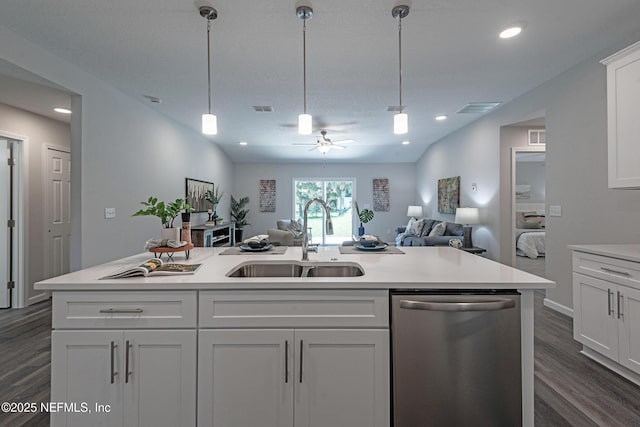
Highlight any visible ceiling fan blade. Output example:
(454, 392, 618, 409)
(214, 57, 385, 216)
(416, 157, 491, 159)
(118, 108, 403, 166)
(332, 145, 346, 149)
(331, 139, 354, 144)
(292, 143, 316, 146)
(309, 145, 320, 151)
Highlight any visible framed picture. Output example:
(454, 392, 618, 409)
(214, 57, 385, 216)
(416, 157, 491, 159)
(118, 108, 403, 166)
(373, 178, 390, 211)
(437, 176, 460, 214)
(259, 179, 276, 212)
(185, 178, 213, 213)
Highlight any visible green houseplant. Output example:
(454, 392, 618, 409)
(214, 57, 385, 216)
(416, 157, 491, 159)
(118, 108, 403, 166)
(205, 185, 224, 222)
(354, 201, 374, 236)
(230, 195, 250, 243)
(133, 196, 192, 240)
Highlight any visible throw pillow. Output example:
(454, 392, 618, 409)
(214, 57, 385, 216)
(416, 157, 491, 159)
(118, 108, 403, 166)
(428, 221, 447, 237)
(407, 218, 425, 236)
(405, 218, 417, 235)
(420, 219, 437, 237)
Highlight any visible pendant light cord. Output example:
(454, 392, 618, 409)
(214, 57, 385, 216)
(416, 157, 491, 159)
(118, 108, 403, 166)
(398, 17, 403, 114)
(303, 19, 307, 115)
(207, 17, 212, 114)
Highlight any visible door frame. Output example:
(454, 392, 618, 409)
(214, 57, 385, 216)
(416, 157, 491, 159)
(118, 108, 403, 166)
(1, 130, 27, 308)
(510, 146, 546, 267)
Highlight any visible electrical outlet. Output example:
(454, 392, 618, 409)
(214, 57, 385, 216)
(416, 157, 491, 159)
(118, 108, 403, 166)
(549, 205, 562, 217)
(105, 208, 116, 219)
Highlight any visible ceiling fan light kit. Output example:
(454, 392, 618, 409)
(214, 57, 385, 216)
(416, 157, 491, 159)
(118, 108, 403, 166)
(200, 5, 218, 135)
(297, 5, 314, 135)
(392, 4, 410, 135)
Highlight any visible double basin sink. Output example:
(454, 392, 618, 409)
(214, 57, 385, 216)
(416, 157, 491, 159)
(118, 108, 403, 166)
(227, 260, 364, 278)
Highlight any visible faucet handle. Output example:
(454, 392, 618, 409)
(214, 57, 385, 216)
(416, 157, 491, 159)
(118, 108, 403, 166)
(325, 218, 334, 235)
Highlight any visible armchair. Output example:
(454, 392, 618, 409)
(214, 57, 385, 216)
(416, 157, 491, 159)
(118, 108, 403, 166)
(267, 219, 305, 246)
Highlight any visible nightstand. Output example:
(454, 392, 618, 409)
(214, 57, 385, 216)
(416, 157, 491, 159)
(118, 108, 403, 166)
(460, 246, 487, 255)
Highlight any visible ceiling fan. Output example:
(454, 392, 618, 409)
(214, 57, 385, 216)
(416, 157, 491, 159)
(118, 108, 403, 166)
(293, 130, 354, 154)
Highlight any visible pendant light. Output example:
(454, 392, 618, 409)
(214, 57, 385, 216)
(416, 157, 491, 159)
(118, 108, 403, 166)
(297, 5, 313, 135)
(392, 5, 410, 135)
(200, 5, 218, 135)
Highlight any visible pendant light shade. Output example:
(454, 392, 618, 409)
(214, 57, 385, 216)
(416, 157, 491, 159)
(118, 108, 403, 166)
(392, 5, 410, 135)
(297, 5, 313, 135)
(200, 6, 218, 135)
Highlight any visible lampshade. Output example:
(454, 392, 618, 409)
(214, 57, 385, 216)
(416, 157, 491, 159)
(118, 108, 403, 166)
(202, 113, 217, 135)
(394, 113, 408, 135)
(298, 113, 312, 135)
(455, 207, 480, 225)
(407, 205, 422, 218)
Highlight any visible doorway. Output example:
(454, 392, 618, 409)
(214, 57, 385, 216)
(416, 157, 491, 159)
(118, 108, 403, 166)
(293, 178, 354, 244)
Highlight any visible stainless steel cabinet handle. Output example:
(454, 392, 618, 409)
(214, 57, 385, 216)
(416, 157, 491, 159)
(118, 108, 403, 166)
(99, 308, 144, 314)
(608, 289, 614, 316)
(299, 340, 304, 384)
(618, 291, 624, 320)
(110, 341, 118, 384)
(601, 267, 631, 277)
(399, 298, 515, 312)
(285, 340, 289, 383)
(125, 340, 132, 383)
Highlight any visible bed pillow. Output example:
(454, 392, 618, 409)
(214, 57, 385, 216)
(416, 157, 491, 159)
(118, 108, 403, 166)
(517, 220, 542, 229)
(524, 214, 545, 228)
(428, 221, 447, 237)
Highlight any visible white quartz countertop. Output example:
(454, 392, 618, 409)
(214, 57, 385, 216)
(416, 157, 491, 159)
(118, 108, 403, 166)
(569, 244, 640, 263)
(35, 246, 555, 291)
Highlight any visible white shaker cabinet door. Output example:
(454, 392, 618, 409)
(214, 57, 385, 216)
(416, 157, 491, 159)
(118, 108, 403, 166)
(294, 329, 390, 427)
(51, 330, 123, 427)
(198, 329, 294, 427)
(618, 286, 640, 374)
(573, 273, 620, 360)
(122, 330, 197, 427)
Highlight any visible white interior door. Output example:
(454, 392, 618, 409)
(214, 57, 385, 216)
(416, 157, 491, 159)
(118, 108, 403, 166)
(0, 139, 9, 308)
(46, 147, 71, 279)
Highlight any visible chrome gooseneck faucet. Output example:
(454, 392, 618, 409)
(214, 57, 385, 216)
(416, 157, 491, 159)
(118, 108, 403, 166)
(302, 198, 333, 261)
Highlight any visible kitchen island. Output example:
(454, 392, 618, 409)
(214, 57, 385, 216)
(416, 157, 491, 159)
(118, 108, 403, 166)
(36, 246, 554, 427)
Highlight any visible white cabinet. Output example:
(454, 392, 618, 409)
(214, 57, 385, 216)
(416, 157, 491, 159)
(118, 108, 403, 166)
(50, 291, 198, 427)
(197, 291, 390, 427)
(572, 249, 640, 383)
(601, 40, 640, 188)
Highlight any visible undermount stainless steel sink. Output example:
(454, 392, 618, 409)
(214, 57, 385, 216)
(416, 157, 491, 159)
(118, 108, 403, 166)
(226, 261, 364, 278)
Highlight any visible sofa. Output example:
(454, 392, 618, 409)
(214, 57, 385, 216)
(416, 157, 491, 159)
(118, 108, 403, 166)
(267, 219, 305, 246)
(395, 218, 464, 246)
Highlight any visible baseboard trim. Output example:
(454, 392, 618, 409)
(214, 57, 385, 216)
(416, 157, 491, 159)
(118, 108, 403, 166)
(581, 346, 640, 387)
(543, 298, 573, 318)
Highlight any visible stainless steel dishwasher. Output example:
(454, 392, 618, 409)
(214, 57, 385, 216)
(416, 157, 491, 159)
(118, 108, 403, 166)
(391, 290, 521, 427)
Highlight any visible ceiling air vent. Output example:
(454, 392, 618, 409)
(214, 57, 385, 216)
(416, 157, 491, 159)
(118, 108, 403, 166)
(252, 105, 274, 112)
(457, 102, 502, 114)
(528, 129, 546, 145)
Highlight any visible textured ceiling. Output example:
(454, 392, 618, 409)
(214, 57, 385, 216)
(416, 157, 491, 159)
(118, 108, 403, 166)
(1, 0, 639, 163)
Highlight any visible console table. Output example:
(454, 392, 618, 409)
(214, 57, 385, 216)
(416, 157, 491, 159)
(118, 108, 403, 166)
(191, 222, 235, 247)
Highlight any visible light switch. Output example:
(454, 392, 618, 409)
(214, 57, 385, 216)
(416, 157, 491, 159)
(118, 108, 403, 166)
(105, 208, 116, 219)
(549, 205, 562, 217)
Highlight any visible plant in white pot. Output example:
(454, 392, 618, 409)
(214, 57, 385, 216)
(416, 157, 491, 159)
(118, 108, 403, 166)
(133, 197, 192, 241)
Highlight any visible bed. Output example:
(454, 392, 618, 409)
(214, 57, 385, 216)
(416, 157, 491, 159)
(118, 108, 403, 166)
(515, 204, 546, 259)
(516, 229, 545, 259)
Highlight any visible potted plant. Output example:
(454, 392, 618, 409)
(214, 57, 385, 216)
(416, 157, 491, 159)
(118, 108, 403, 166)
(205, 185, 224, 222)
(354, 201, 374, 236)
(133, 196, 192, 241)
(230, 195, 250, 243)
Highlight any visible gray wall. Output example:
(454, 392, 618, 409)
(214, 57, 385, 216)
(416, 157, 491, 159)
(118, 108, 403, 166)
(232, 163, 417, 243)
(417, 36, 640, 310)
(0, 102, 70, 301)
(0, 25, 234, 269)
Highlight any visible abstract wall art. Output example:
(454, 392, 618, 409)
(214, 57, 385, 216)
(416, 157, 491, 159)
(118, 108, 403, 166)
(437, 176, 460, 214)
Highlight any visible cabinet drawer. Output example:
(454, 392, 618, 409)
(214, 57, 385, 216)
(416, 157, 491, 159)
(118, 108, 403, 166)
(199, 290, 389, 328)
(573, 252, 640, 289)
(53, 291, 197, 329)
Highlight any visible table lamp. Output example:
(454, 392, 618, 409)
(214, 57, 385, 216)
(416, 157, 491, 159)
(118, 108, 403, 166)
(454, 207, 480, 248)
(407, 205, 423, 220)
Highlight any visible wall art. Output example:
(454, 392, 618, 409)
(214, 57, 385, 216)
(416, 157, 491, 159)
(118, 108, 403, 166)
(437, 176, 460, 214)
(259, 179, 276, 212)
(185, 178, 213, 213)
(373, 178, 390, 211)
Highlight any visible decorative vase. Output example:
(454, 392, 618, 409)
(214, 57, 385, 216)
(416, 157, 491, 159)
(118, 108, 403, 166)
(181, 213, 192, 245)
(161, 227, 181, 242)
(358, 223, 365, 236)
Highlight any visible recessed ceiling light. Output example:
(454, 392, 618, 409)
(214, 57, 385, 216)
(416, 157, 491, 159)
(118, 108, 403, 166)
(499, 23, 525, 39)
(435, 115, 447, 121)
(54, 107, 72, 114)
(239, 141, 248, 146)
(402, 140, 410, 145)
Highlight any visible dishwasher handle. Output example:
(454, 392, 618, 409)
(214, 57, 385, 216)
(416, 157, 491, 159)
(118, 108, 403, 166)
(399, 298, 516, 312)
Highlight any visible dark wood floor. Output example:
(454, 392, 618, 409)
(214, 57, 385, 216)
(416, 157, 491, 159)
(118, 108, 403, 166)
(2, 294, 640, 426)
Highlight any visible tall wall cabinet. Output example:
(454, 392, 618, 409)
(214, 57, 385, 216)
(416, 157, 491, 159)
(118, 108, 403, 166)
(601, 40, 640, 189)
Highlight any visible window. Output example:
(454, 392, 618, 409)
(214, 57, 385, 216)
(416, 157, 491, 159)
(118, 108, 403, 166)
(293, 179, 354, 245)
